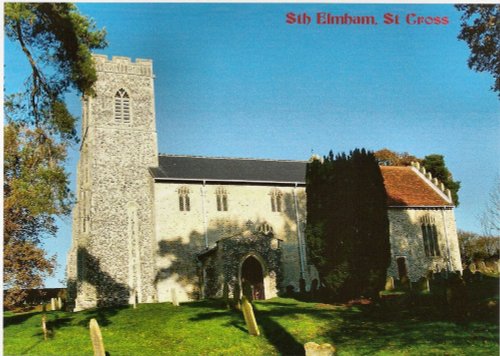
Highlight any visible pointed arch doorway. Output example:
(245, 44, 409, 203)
(241, 255, 265, 300)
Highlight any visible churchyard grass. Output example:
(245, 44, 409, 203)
(4, 296, 498, 355)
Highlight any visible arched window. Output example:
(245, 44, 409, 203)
(178, 186, 191, 212)
(115, 88, 130, 123)
(270, 189, 283, 212)
(258, 222, 274, 236)
(420, 215, 440, 257)
(215, 187, 228, 211)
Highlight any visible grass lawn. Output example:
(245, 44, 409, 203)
(4, 297, 499, 355)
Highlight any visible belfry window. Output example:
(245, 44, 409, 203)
(270, 189, 283, 212)
(178, 186, 191, 212)
(115, 89, 130, 123)
(215, 187, 228, 211)
(420, 216, 441, 257)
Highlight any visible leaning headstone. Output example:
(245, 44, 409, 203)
(51, 298, 56, 311)
(304, 342, 336, 356)
(89, 318, 106, 356)
(57, 297, 63, 310)
(385, 276, 395, 291)
(41, 314, 48, 340)
(171, 288, 179, 306)
(241, 296, 260, 336)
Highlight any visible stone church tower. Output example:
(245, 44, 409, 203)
(67, 55, 158, 310)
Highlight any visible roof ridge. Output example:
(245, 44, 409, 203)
(380, 165, 412, 169)
(158, 153, 308, 163)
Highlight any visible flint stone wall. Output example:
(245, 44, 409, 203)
(387, 208, 462, 281)
(200, 232, 282, 299)
(153, 182, 311, 302)
(71, 55, 158, 310)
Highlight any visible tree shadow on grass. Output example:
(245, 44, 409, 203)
(4, 311, 39, 327)
(319, 302, 499, 354)
(187, 297, 499, 355)
(187, 299, 338, 355)
(78, 305, 130, 328)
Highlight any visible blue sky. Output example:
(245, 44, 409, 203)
(4, 4, 499, 287)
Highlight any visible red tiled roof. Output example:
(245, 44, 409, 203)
(380, 166, 452, 207)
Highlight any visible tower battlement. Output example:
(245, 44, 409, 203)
(92, 54, 153, 77)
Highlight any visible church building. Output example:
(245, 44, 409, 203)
(66, 55, 462, 311)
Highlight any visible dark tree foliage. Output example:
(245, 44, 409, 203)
(455, 5, 500, 97)
(458, 230, 499, 264)
(421, 154, 461, 206)
(5, 3, 107, 141)
(306, 149, 390, 301)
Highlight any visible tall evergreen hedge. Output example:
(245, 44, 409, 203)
(306, 149, 390, 301)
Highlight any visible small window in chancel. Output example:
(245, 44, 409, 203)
(420, 215, 441, 257)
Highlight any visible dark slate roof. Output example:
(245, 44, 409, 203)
(150, 155, 452, 207)
(150, 155, 307, 184)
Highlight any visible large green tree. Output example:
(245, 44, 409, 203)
(306, 149, 390, 301)
(4, 3, 106, 307)
(421, 154, 461, 206)
(455, 5, 500, 97)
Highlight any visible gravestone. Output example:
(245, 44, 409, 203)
(304, 342, 336, 356)
(417, 277, 430, 292)
(89, 318, 106, 356)
(469, 263, 476, 273)
(51, 298, 56, 311)
(241, 296, 260, 336)
(171, 288, 179, 306)
(385, 276, 395, 291)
